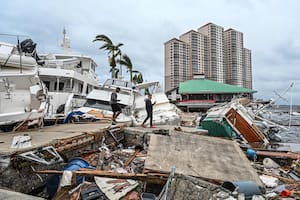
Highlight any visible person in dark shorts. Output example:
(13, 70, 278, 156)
(141, 94, 156, 128)
(110, 87, 121, 124)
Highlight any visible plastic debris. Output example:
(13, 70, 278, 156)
(259, 175, 278, 188)
(262, 158, 280, 169)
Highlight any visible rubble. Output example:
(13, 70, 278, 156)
(1, 98, 300, 199)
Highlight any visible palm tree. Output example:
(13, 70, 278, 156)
(117, 54, 133, 81)
(93, 34, 123, 78)
(132, 70, 143, 84)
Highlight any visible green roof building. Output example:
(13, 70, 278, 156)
(173, 74, 256, 111)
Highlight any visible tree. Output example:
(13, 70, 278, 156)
(117, 54, 133, 81)
(93, 34, 123, 78)
(132, 70, 143, 84)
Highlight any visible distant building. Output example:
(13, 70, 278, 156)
(164, 22, 253, 92)
(173, 74, 255, 112)
(164, 38, 189, 90)
(243, 48, 252, 89)
(179, 30, 208, 80)
(198, 23, 225, 83)
(224, 28, 244, 87)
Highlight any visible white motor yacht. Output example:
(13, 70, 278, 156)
(0, 41, 48, 131)
(38, 29, 100, 123)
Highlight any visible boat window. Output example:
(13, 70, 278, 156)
(83, 99, 111, 110)
(43, 81, 50, 90)
(91, 62, 96, 72)
(104, 79, 113, 86)
(54, 82, 65, 91)
(114, 80, 126, 87)
(83, 99, 126, 110)
(86, 85, 89, 94)
(79, 83, 83, 93)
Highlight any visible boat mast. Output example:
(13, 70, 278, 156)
(61, 28, 71, 55)
(288, 82, 294, 128)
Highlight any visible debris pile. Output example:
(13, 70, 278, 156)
(245, 148, 300, 199)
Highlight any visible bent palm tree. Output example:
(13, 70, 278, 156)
(117, 54, 133, 81)
(93, 34, 123, 78)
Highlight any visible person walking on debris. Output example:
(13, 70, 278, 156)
(110, 87, 121, 125)
(141, 94, 156, 128)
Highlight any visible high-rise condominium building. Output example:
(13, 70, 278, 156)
(164, 22, 252, 92)
(198, 23, 225, 83)
(164, 38, 189, 91)
(179, 30, 208, 80)
(224, 28, 244, 87)
(243, 48, 252, 89)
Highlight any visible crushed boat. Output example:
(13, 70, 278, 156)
(200, 98, 271, 145)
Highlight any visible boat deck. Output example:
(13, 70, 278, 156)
(0, 123, 112, 156)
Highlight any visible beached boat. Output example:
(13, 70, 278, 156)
(0, 41, 48, 131)
(76, 79, 181, 125)
(38, 29, 100, 123)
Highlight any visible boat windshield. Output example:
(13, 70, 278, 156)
(103, 79, 134, 89)
(83, 99, 126, 110)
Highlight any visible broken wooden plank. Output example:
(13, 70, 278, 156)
(256, 151, 300, 160)
(34, 169, 167, 184)
(124, 150, 140, 167)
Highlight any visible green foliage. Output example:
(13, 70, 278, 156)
(93, 34, 123, 78)
(117, 54, 133, 81)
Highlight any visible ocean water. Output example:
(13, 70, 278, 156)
(264, 105, 300, 143)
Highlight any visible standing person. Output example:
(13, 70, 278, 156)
(141, 94, 156, 128)
(110, 87, 121, 125)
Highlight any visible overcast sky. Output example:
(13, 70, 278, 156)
(1, 0, 299, 105)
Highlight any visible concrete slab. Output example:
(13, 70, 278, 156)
(0, 189, 45, 200)
(144, 132, 262, 187)
(0, 123, 111, 155)
(124, 125, 207, 135)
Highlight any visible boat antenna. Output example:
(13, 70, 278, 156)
(17, 36, 23, 73)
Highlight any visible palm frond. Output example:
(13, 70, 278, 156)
(99, 43, 111, 50)
(116, 43, 124, 48)
(122, 54, 133, 68)
(93, 34, 113, 45)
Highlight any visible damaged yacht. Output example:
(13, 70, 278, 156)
(0, 41, 48, 131)
(76, 79, 181, 126)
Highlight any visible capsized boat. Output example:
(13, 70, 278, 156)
(200, 98, 270, 145)
(0, 41, 48, 131)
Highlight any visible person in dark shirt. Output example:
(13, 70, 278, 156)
(110, 87, 121, 125)
(141, 94, 156, 128)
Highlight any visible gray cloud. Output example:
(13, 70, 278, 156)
(1, 0, 300, 104)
